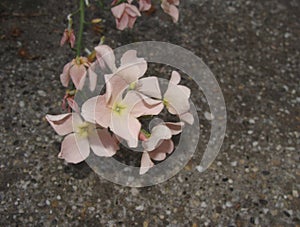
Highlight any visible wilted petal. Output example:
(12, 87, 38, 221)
(89, 128, 119, 157)
(136, 77, 162, 99)
(60, 62, 71, 87)
(126, 4, 141, 17)
(46, 113, 73, 136)
(59, 133, 90, 163)
(111, 3, 126, 19)
(139, 0, 151, 11)
(149, 139, 174, 161)
(70, 64, 87, 90)
(161, 0, 179, 23)
(142, 124, 172, 151)
(139, 152, 154, 175)
(67, 97, 79, 113)
(94, 45, 117, 72)
(60, 29, 69, 47)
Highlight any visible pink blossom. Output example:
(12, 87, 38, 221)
(60, 29, 76, 48)
(111, 2, 141, 30)
(139, 122, 183, 174)
(139, 0, 151, 11)
(161, 0, 180, 23)
(45, 113, 119, 164)
(60, 57, 97, 91)
(82, 81, 163, 148)
(163, 71, 194, 124)
(95, 45, 162, 99)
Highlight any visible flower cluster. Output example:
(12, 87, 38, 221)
(111, 0, 180, 30)
(46, 45, 193, 174)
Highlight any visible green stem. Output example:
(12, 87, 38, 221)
(76, 0, 85, 57)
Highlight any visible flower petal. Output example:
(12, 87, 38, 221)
(139, 152, 154, 175)
(105, 74, 128, 105)
(180, 112, 194, 125)
(165, 121, 184, 135)
(94, 45, 117, 72)
(88, 63, 97, 92)
(111, 3, 126, 19)
(149, 139, 174, 161)
(123, 91, 163, 118)
(110, 112, 141, 148)
(59, 133, 90, 163)
(46, 113, 73, 136)
(118, 50, 147, 83)
(70, 64, 87, 90)
(60, 62, 71, 87)
(142, 124, 172, 151)
(89, 128, 119, 157)
(136, 77, 162, 99)
(81, 95, 111, 128)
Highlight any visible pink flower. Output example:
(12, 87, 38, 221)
(111, 2, 141, 30)
(161, 0, 180, 23)
(45, 113, 119, 164)
(139, 122, 183, 174)
(82, 82, 163, 148)
(60, 29, 76, 48)
(163, 71, 194, 124)
(139, 0, 151, 11)
(95, 45, 162, 99)
(60, 57, 97, 91)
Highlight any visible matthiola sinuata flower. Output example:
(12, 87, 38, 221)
(161, 0, 180, 23)
(163, 71, 194, 125)
(139, 0, 151, 11)
(81, 76, 163, 148)
(111, 1, 141, 30)
(95, 45, 162, 99)
(60, 28, 76, 48)
(60, 57, 97, 91)
(139, 122, 183, 174)
(45, 113, 119, 164)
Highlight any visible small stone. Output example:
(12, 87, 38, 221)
(230, 161, 237, 167)
(226, 201, 233, 207)
(131, 188, 139, 196)
(45, 200, 50, 206)
(135, 205, 144, 211)
(228, 179, 233, 184)
(159, 215, 164, 219)
(292, 190, 299, 198)
(56, 195, 61, 200)
(196, 165, 205, 172)
(19, 101, 25, 108)
(37, 90, 47, 97)
(252, 141, 258, 147)
(249, 119, 255, 124)
(204, 112, 214, 121)
(247, 130, 253, 135)
(201, 202, 207, 208)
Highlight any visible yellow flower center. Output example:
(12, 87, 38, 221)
(76, 122, 92, 138)
(113, 103, 126, 115)
(163, 98, 169, 107)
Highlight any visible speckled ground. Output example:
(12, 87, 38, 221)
(0, 0, 299, 226)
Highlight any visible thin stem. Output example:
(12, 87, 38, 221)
(76, 0, 85, 57)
